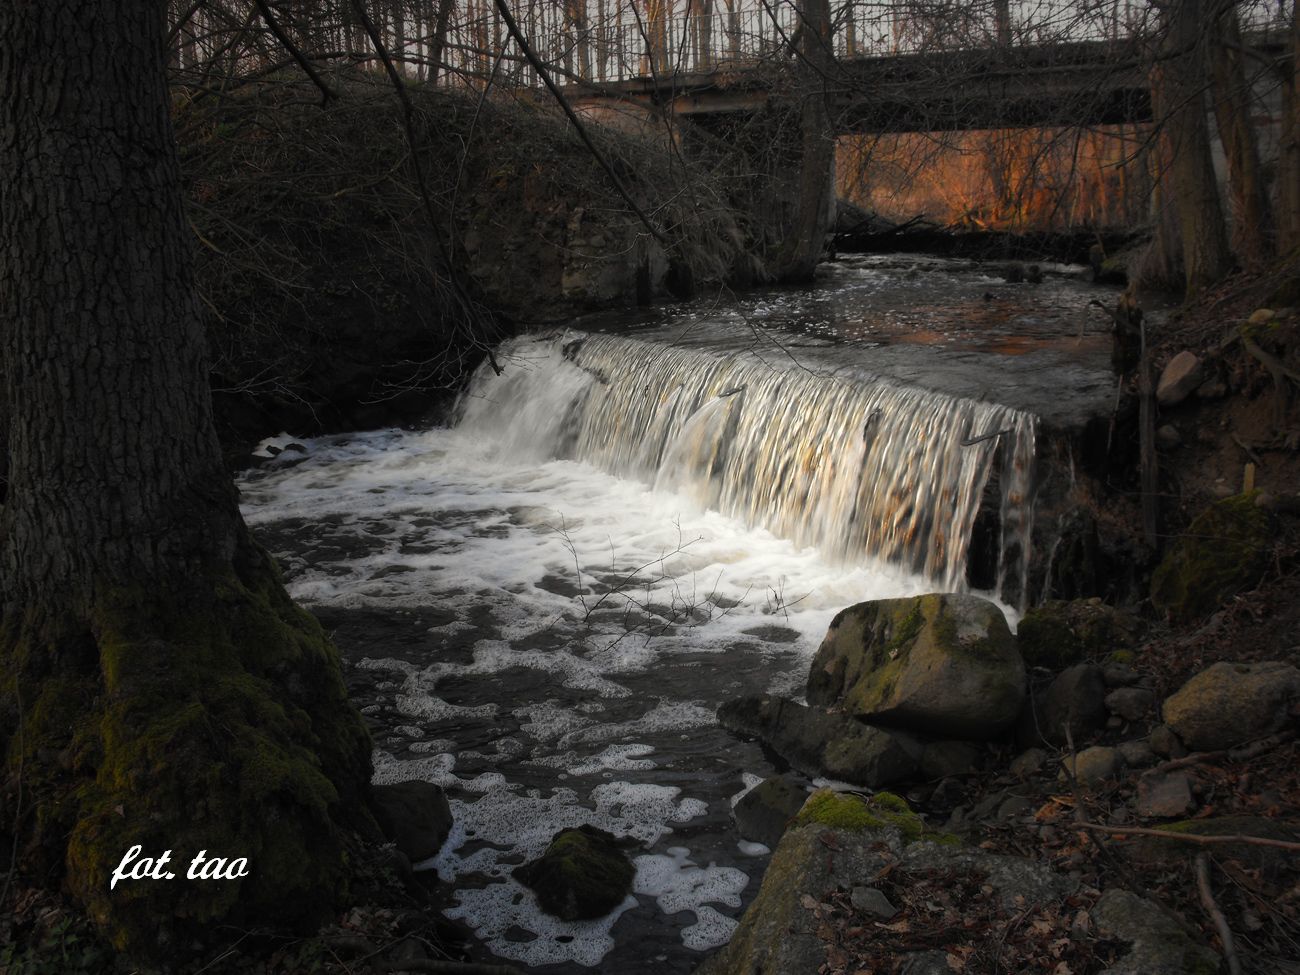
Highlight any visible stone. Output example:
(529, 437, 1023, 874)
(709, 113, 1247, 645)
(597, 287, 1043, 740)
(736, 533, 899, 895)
(1117, 740, 1157, 768)
(1196, 377, 1227, 399)
(1016, 599, 1144, 671)
(919, 740, 983, 779)
(1155, 351, 1204, 406)
(996, 795, 1035, 820)
(1061, 746, 1124, 786)
(899, 952, 951, 975)
(1036, 664, 1109, 746)
(718, 695, 920, 788)
(734, 775, 806, 849)
(1150, 494, 1272, 622)
(1247, 307, 1276, 326)
(371, 780, 453, 862)
(849, 886, 897, 918)
(807, 594, 1025, 739)
(1131, 816, 1300, 875)
(1155, 424, 1181, 450)
(1148, 724, 1187, 759)
(1137, 771, 1194, 818)
(1105, 686, 1154, 722)
(1009, 747, 1048, 779)
(1093, 889, 1219, 975)
(513, 826, 634, 921)
(1163, 661, 1300, 750)
(697, 805, 1074, 975)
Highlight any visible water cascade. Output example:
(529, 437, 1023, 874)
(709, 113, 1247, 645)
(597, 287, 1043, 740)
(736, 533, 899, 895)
(458, 331, 1037, 603)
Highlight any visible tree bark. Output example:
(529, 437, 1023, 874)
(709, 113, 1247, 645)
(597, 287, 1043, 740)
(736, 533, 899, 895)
(769, 0, 836, 281)
(1150, 0, 1231, 295)
(0, 0, 371, 955)
(1209, 0, 1272, 267)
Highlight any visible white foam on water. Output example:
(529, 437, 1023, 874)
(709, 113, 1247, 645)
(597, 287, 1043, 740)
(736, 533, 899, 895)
(527, 743, 657, 777)
(444, 884, 637, 969)
(729, 772, 766, 809)
(634, 847, 749, 952)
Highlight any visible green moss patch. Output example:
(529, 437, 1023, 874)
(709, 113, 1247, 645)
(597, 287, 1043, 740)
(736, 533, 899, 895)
(1149, 494, 1271, 622)
(794, 790, 958, 845)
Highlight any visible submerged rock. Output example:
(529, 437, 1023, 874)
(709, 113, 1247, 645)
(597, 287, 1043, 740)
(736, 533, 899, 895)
(513, 825, 634, 921)
(1162, 660, 1300, 750)
(371, 780, 453, 862)
(807, 594, 1025, 739)
(734, 775, 806, 849)
(718, 695, 920, 788)
(1149, 494, 1272, 622)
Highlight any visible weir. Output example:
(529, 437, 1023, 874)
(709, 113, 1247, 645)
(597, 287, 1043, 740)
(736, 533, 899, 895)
(458, 331, 1037, 607)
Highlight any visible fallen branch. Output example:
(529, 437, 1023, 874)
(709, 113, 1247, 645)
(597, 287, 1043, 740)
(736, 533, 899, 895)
(1078, 822, 1300, 852)
(1195, 853, 1242, 975)
(1144, 731, 1294, 777)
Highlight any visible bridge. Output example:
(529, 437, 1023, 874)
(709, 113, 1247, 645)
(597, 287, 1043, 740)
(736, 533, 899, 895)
(433, 0, 1285, 132)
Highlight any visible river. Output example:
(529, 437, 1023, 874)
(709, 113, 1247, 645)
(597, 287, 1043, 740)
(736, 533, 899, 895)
(236, 253, 1119, 973)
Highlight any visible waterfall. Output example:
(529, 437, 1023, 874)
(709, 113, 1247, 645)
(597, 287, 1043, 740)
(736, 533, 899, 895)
(457, 331, 1038, 603)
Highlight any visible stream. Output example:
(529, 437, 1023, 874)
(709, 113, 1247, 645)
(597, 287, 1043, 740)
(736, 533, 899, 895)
(237, 253, 1120, 973)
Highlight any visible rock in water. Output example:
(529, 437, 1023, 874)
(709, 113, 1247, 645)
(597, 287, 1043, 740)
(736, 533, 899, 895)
(371, 781, 453, 862)
(514, 826, 634, 921)
(734, 776, 807, 849)
(1162, 661, 1300, 750)
(807, 594, 1025, 739)
(717, 695, 920, 788)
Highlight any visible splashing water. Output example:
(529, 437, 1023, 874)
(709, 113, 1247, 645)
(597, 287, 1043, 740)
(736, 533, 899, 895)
(458, 331, 1037, 605)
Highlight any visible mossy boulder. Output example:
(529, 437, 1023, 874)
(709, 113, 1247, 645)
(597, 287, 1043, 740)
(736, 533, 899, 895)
(697, 792, 1069, 975)
(1149, 494, 1272, 622)
(514, 826, 634, 921)
(1133, 815, 1300, 875)
(1016, 598, 1143, 670)
(1162, 660, 1300, 750)
(717, 695, 920, 788)
(807, 594, 1025, 739)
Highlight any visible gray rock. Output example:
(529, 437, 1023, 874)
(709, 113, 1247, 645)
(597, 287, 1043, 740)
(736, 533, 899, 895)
(718, 695, 921, 788)
(850, 885, 897, 918)
(1093, 888, 1219, 975)
(371, 780, 453, 862)
(996, 795, 1035, 820)
(1061, 746, 1124, 786)
(1156, 351, 1204, 406)
(1035, 664, 1109, 746)
(734, 776, 806, 848)
(1010, 747, 1048, 779)
(1117, 740, 1157, 768)
(1148, 724, 1187, 759)
(1156, 424, 1181, 450)
(1106, 686, 1154, 722)
(920, 740, 983, 779)
(1163, 660, 1300, 750)
(807, 593, 1025, 739)
(1137, 771, 1194, 818)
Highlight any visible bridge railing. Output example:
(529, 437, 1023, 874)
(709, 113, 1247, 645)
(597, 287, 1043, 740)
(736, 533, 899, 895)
(429, 0, 1289, 88)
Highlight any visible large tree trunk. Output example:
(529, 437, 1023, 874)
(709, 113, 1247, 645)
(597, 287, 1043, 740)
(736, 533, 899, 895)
(0, 0, 372, 955)
(769, 0, 836, 281)
(1209, 0, 1272, 267)
(1150, 0, 1231, 295)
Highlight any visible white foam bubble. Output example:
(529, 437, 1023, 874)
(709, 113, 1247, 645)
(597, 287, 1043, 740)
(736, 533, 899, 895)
(730, 772, 765, 808)
(528, 743, 657, 776)
(633, 847, 749, 952)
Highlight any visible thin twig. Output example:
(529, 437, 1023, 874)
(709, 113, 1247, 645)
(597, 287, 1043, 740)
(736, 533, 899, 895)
(1195, 853, 1242, 975)
(1078, 822, 1300, 851)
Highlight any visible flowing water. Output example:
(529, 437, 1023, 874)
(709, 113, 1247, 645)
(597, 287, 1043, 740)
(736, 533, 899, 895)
(237, 254, 1117, 974)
